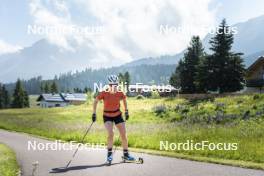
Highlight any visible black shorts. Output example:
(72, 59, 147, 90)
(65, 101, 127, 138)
(103, 114, 125, 125)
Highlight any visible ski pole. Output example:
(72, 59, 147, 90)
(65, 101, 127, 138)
(65, 121, 94, 168)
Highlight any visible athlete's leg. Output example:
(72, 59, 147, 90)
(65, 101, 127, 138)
(116, 122, 135, 160)
(104, 121, 114, 150)
(115, 122, 128, 150)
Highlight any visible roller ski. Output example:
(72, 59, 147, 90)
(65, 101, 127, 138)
(105, 149, 113, 166)
(105, 155, 113, 166)
(121, 155, 144, 164)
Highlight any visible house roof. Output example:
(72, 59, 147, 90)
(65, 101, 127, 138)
(247, 56, 264, 74)
(37, 93, 87, 102)
(37, 94, 65, 102)
(61, 93, 87, 101)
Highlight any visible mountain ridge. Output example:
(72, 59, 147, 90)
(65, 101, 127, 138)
(1, 15, 264, 83)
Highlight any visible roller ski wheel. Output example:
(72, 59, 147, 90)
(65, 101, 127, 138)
(105, 156, 113, 166)
(122, 156, 144, 164)
(105, 160, 112, 166)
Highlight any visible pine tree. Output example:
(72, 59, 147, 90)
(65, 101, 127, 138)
(2, 85, 10, 108)
(51, 81, 58, 93)
(118, 73, 125, 84)
(74, 87, 82, 93)
(224, 53, 245, 92)
(196, 55, 215, 92)
(169, 66, 181, 88)
(208, 19, 245, 93)
(170, 59, 184, 88)
(12, 79, 29, 108)
(23, 91, 30, 107)
(124, 72, 131, 93)
(40, 82, 45, 93)
(44, 82, 50, 93)
(84, 87, 91, 93)
(0, 83, 3, 109)
(170, 36, 204, 93)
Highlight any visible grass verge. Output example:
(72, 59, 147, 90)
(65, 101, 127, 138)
(0, 94, 264, 170)
(0, 143, 19, 176)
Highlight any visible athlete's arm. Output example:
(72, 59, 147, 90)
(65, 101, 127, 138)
(93, 91, 104, 114)
(93, 98, 99, 114)
(122, 98, 128, 111)
(122, 97, 129, 120)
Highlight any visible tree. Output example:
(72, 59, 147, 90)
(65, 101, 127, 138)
(0, 83, 3, 109)
(84, 87, 92, 93)
(23, 91, 30, 107)
(12, 79, 29, 108)
(118, 73, 125, 83)
(195, 55, 215, 92)
(2, 85, 10, 108)
(208, 19, 245, 93)
(40, 82, 45, 93)
(124, 72, 131, 93)
(170, 60, 182, 88)
(51, 81, 58, 93)
(44, 82, 50, 93)
(74, 87, 82, 93)
(170, 36, 204, 93)
(224, 53, 245, 92)
(0, 84, 10, 109)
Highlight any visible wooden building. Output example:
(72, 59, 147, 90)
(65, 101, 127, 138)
(37, 93, 87, 108)
(246, 56, 264, 92)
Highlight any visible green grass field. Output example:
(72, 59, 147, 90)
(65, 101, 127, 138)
(0, 144, 19, 176)
(0, 94, 264, 169)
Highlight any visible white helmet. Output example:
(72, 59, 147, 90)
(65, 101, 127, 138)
(107, 75, 119, 85)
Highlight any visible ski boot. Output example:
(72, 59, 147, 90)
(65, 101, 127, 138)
(122, 153, 144, 164)
(122, 153, 136, 163)
(106, 152, 113, 166)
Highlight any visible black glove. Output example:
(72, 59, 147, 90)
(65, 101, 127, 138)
(92, 113, 96, 122)
(125, 110, 129, 120)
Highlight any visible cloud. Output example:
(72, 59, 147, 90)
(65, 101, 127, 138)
(29, 0, 74, 51)
(28, 0, 217, 66)
(76, 0, 216, 56)
(0, 40, 22, 55)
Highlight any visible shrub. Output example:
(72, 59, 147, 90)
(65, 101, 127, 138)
(215, 103, 225, 111)
(187, 94, 215, 105)
(174, 104, 186, 112)
(243, 110, 250, 120)
(237, 100, 243, 104)
(253, 94, 260, 100)
(181, 108, 189, 114)
(136, 95, 145, 99)
(152, 105, 167, 115)
(151, 90, 160, 99)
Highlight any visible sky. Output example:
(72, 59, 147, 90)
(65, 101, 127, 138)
(0, 0, 264, 62)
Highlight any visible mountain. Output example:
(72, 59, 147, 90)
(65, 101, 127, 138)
(0, 39, 93, 82)
(126, 15, 264, 68)
(1, 15, 264, 83)
(5, 64, 176, 94)
(123, 53, 184, 67)
(0, 39, 119, 83)
(243, 50, 264, 66)
(0, 37, 182, 83)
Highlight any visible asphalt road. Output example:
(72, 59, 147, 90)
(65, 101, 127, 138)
(0, 129, 263, 176)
